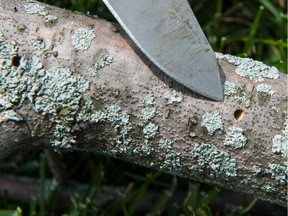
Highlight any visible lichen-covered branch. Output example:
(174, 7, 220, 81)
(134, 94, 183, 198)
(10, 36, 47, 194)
(0, 0, 287, 206)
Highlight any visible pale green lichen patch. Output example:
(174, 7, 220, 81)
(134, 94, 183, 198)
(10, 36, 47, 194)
(272, 118, 288, 159)
(201, 111, 224, 135)
(158, 139, 182, 174)
(0, 36, 93, 147)
(139, 93, 156, 122)
(143, 123, 158, 139)
(256, 84, 275, 95)
(25, 1, 47, 16)
(224, 81, 237, 96)
(158, 139, 173, 149)
(216, 53, 280, 82)
(0, 110, 23, 123)
(88, 51, 114, 77)
(44, 14, 58, 24)
(267, 164, 287, 185)
(141, 107, 156, 121)
(104, 105, 133, 145)
(164, 90, 183, 104)
(262, 185, 277, 193)
(191, 143, 237, 178)
(71, 28, 96, 51)
(252, 165, 262, 176)
(223, 127, 248, 149)
(25, 0, 58, 25)
(142, 94, 155, 107)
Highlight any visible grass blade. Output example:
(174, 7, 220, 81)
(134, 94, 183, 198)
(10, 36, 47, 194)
(244, 6, 264, 53)
(39, 153, 46, 216)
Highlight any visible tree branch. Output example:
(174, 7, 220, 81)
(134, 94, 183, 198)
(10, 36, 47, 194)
(0, 0, 287, 206)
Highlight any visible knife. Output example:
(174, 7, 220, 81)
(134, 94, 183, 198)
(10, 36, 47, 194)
(103, 0, 223, 101)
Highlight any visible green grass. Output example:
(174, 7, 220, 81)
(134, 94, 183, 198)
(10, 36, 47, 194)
(0, 0, 287, 215)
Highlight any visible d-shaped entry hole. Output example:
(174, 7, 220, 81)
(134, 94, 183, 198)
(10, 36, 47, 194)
(11, 55, 21, 67)
(234, 109, 244, 121)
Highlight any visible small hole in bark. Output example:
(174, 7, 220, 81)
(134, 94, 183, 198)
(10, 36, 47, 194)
(234, 109, 244, 121)
(11, 55, 21, 67)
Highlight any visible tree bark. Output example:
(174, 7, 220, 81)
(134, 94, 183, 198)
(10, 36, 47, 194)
(0, 0, 287, 206)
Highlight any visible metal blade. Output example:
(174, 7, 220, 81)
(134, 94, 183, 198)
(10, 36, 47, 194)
(103, 0, 223, 101)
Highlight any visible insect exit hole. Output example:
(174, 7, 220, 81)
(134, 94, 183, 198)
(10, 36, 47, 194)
(11, 55, 21, 67)
(234, 109, 244, 121)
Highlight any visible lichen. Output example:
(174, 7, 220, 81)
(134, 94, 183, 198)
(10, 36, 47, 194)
(71, 28, 96, 51)
(25, 2, 48, 16)
(224, 81, 237, 96)
(88, 52, 114, 77)
(262, 185, 277, 193)
(0, 110, 23, 123)
(104, 105, 132, 145)
(223, 127, 248, 149)
(44, 14, 58, 24)
(158, 139, 173, 149)
(272, 118, 288, 159)
(267, 164, 287, 185)
(141, 107, 156, 121)
(160, 151, 182, 174)
(216, 53, 280, 82)
(201, 111, 224, 135)
(0, 35, 91, 147)
(140, 94, 156, 122)
(158, 139, 182, 174)
(164, 90, 183, 104)
(256, 84, 275, 95)
(191, 143, 237, 178)
(25, 1, 58, 25)
(143, 123, 158, 139)
(141, 94, 155, 107)
(252, 165, 262, 176)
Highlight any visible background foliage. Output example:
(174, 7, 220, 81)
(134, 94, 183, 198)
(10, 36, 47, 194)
(0, 0, 287, 215)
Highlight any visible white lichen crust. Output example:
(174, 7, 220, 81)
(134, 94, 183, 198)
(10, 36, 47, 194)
(224, 81, 237, 96)
(71, 28, 96, 51)
(158, 139, 182, 174)
(140, 94, 156, 121)
(201, 111, 224, 135)
(164, 90, 183, 104)
(267, 164, 287, 185)
(191, 143, 237, 178)
(256, 84, 275, 95)
(88, 52, 114, 77)
(216, 53, 280, 82)
(0, 110, 23, 123)
(25, 1, 58, 24)
(143, 123, 158, 139)
(223, 127, 247, 149)
(272, 119, 288, 159)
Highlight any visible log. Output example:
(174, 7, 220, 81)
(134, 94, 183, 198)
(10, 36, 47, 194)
(0, 0, 287, 206)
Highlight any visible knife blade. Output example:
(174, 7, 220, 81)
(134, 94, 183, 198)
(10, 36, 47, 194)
(103, 0, 223, 101)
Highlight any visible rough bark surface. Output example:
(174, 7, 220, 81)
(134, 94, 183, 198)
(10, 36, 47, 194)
(0, 0, 287, 206)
